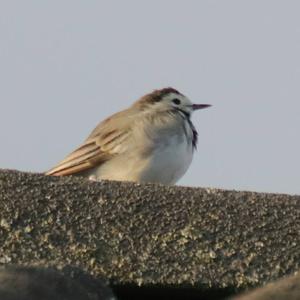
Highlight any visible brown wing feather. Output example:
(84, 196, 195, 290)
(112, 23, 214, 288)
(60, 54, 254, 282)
(45, 142, 111, 176)
(46, 108, 135, 177)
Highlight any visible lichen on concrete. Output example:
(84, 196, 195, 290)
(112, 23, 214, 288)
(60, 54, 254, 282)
(0, 169, 300, 291)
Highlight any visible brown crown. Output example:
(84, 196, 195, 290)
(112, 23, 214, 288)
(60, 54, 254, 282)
(137, 87, 182, 105)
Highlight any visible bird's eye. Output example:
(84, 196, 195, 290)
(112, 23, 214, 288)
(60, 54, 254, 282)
(172, 98, 181, 105)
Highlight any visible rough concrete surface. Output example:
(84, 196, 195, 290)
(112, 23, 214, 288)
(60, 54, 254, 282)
(0, 169, 299, 296)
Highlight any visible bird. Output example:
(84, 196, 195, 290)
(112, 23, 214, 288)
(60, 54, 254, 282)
(46, 88, 211, 184)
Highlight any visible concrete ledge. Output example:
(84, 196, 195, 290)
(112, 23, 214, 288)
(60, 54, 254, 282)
(0, 169, 299, 297)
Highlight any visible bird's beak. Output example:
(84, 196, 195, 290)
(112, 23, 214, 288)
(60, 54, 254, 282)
(192, 104, 212, 111)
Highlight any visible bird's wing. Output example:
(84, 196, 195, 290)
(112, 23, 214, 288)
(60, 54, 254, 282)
(46, 109, 134, 176)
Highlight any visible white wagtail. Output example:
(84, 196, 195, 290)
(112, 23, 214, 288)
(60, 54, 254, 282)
(46, 88, 211, 184)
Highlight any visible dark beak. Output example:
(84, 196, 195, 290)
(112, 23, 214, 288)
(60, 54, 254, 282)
(192, 104, 212, 111)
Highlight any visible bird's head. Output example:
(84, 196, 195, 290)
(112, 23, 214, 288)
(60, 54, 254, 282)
(134, 87, 211, 117)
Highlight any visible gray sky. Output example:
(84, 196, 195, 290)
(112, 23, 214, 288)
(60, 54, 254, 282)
(0, 1, 299, 194)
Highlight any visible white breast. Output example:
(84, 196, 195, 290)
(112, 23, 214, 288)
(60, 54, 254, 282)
(137, 134, 194, 184)
(88, 117, 195, 184)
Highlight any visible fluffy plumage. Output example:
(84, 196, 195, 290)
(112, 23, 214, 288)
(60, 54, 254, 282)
(46, 88, 210, 184)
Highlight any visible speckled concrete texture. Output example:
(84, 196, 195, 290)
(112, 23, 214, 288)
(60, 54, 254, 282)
(0, 169, 299, 291)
